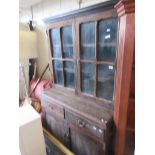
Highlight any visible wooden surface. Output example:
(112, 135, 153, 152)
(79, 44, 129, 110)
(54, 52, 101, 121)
(40, 87, 114, 155)
(42, 1, 135, 154)
(40, 87, 113, 129)
(125, 55, 135, 155)
(43, 128, 75, 155)
(114, 0, 135, 155)
(47, 8, 117, 109)
(43, 0, 118, 24)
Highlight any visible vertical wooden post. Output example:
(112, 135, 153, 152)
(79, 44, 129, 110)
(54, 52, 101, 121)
(114, 0, 135, 155)
(94, 21, 99, 97)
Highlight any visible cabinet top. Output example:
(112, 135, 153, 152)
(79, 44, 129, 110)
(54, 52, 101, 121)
(43, 0, 118, 24)
(40, 87, 113, 128)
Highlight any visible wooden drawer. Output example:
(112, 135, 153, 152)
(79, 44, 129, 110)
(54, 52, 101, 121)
(65, 110, 104, 142)
(41, 100, 64, 119)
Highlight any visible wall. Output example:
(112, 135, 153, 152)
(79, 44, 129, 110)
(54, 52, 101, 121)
(20, 0, 110, 80)
(19, 23, 30, 100)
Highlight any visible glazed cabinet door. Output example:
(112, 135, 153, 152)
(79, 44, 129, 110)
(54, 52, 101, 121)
(75, 9, 118, 104)
(70, 126, 105, 155)
(47, 19, 77, 90)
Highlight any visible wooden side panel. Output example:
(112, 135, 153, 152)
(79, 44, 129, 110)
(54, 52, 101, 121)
(114, 0, 135, 155)
(125, 57, 135, 155)
(127, 98, 135, 129)
(124, 130, 135, 155)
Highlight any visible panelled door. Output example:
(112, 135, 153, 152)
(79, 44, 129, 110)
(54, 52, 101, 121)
(70, 126, 105, 155)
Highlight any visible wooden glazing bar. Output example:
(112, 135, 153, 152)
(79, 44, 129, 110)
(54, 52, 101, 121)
(60, 27, 65, 86)
(94, 21, 99, 97)
(51, 58, 74, 61)
(51, 60, 56, 84)
(48, 29, 55, 83)
(72, 21, 78, 93)
(80, 60, 115, 66)
(79, 24, 82, 92)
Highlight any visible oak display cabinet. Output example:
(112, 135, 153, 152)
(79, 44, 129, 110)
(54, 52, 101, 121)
(40, 1, 119, 155)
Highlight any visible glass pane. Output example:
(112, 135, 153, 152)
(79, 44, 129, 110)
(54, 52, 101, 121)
(97, 64, 115, 100)
(80, 22, 95, 60)
(81, 63, 95, 95)
(51, 28, 61, 57)
(98, 18, 118, 62)
(62, 26, 73, 58)
(53, 60, 63, 85)
(64, 61, 75, 88)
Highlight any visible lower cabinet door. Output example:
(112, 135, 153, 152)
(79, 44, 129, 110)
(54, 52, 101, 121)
(46, 114, 70, 148)
(70, 127, 105, 155)
(44, 133, 65, 155)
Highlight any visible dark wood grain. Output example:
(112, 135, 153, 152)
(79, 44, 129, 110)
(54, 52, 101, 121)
(42, 0, 135, 155)
(40, 87, 113, 155)
(47, 29, 54, 83)
(70, 126, 105, 155)
(80, 60, 115, 65)
(59, 27, 65, 86)
(47, 19, 74, 31)
(40, 87, 113, 129)
(94, 21, 99, 97)
(45, 114, 70, 148)
(65, 110, 105, 142)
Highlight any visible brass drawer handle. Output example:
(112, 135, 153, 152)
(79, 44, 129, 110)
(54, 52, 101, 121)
(77, 119, 85, 128)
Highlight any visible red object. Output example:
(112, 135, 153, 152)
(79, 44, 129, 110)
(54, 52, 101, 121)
(29, 78, 52, 100)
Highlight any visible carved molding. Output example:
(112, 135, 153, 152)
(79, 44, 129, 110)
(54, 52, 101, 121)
(115, 0, 135, 17)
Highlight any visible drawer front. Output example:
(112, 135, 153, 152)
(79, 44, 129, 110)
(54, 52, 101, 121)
(65, 110, 104, 141)
(42, 100, 64, 119)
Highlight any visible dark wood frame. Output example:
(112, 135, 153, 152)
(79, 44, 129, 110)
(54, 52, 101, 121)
(46, 6, 118, 109)
(75, 8, 118, 107)
(43, 0, 118, 24)
(43, 1, 135, 154)
(47, 19, 76, 91)
(41, 90, 113, 155)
